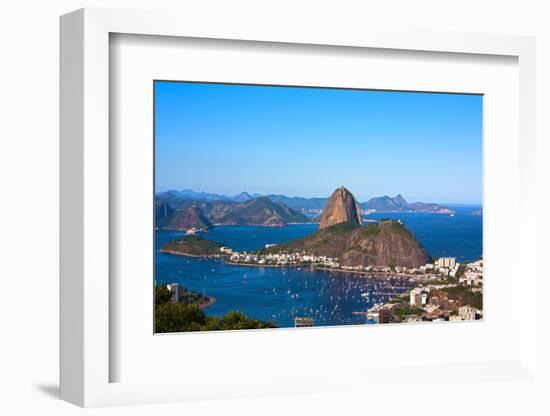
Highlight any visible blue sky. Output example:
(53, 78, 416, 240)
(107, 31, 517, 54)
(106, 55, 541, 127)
(155, 81, 482, 204)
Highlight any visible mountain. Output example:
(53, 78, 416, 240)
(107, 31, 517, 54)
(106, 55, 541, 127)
(361, 194, 454, 214)
(362, 194, 408, 211)
(156, 189, 454, 214)
(319, 187, 362, 229)
(157, 189, 254, 203)
(211, 197, 310, 227)
(262, 194, 329, 211)
(157, 189, 228, 202)
(232, 191, 254, 202)
(156, 203, 213, 230)
(156, 197, 311, 228)
(262, 220, 431, 268)
(407, 202, 454, 214)
(261, 187, 431, 268)
(155, 201, 174, 219)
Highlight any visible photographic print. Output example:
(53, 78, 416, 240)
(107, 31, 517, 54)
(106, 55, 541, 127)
(154, 81, 483, 333)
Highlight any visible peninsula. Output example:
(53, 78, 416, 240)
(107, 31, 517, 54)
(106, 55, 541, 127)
(161, 235, 226, 258)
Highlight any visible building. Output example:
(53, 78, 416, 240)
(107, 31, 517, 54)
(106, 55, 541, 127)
(421, 291, 428, 305)
(459, 271, 482, 286)
(294, 317, 314, 327)
(458, 305, 477, 320)
(435, 257, 456, 268)
(410, 288, 428, 307)
(166, 283, 180, 303)
(410, 290, 422, 307)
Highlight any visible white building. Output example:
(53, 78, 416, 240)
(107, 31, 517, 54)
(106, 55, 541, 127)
(458, 305, 477, 320)
(459, 271, 482, 286)
(410, 288, 428, 307)
(166, 283, 180, 303)
(435, 257, 456, 268)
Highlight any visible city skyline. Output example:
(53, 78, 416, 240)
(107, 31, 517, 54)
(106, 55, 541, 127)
(155, 81, 483, 204)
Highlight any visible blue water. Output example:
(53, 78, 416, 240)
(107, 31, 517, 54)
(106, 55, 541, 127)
(366, 204, 482, 263)
(155, 207, 482, 328)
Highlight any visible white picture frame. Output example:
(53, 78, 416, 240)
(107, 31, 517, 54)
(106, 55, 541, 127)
(60, 7, 538, 408)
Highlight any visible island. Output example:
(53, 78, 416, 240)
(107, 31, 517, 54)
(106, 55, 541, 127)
(160, 235, 226, 258)
(360, 194, 455, 214)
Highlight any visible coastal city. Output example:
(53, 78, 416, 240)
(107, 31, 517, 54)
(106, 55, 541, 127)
(153, 82, 483, 333)
(225, 246, 483, 326)
(163, 251, 483, 327)
(163, 231, 484, 327)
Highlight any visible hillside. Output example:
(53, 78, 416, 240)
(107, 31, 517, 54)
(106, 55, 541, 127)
(156, 197, 311, 227)
(213, 197, 310, 226)
(361, 194, 454, 214)
(156, 203, 213, 230)
(261, 220, 431, 268)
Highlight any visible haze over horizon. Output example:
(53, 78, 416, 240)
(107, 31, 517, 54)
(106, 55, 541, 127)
(155, 81, 483, 204)
(156, 188, 482, 206)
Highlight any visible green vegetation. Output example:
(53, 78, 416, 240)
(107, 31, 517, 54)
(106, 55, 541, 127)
(388, 294, 409, 304)
(391, 304, 424, 320)
(455, 264, 466, 279)
(161, 235, 225, 256)
(156, 284, 211, 306)
(327, 221, 361, 234)
(154, 285, 276, 333)
(440, 285, 482, 310)
(155, 285, 172, 305)
(361, 222, 381, 237)
(202, 311, 277, 331)
(155, 302, 207, 332)
(421, 276, 458, 286)
(388, 221, 412, 237)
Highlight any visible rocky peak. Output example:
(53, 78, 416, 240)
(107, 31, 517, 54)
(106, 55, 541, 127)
(319, 187, 363, 230)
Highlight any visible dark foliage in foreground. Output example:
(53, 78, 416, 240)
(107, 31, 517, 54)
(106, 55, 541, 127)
(155, 286, 277, 333)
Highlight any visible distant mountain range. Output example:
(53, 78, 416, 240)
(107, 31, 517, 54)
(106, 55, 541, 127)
(361, 194, 454, 214)
(155, 196, 310, 229)
(157, 189, 454, 214)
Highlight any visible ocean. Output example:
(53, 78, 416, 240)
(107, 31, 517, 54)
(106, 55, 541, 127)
(155, 205, 482, 328)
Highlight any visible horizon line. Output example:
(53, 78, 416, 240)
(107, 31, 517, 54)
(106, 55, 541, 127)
(155, 188, 482, 205)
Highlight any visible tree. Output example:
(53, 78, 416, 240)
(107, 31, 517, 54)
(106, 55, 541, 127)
(155, 285, 172, 305)
(455, 264, 466, 279)
(155, 303, 206, 333)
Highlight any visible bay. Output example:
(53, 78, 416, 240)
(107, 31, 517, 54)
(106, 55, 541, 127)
(155, 206, 482, 328)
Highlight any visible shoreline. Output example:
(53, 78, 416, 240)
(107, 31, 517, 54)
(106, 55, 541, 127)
(161, 249, 437, 280)
(211, 222, 318, 227)
(225, 261, 310, 268)
(160, 249, 228, 259)
(314, 266, 435, 280)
